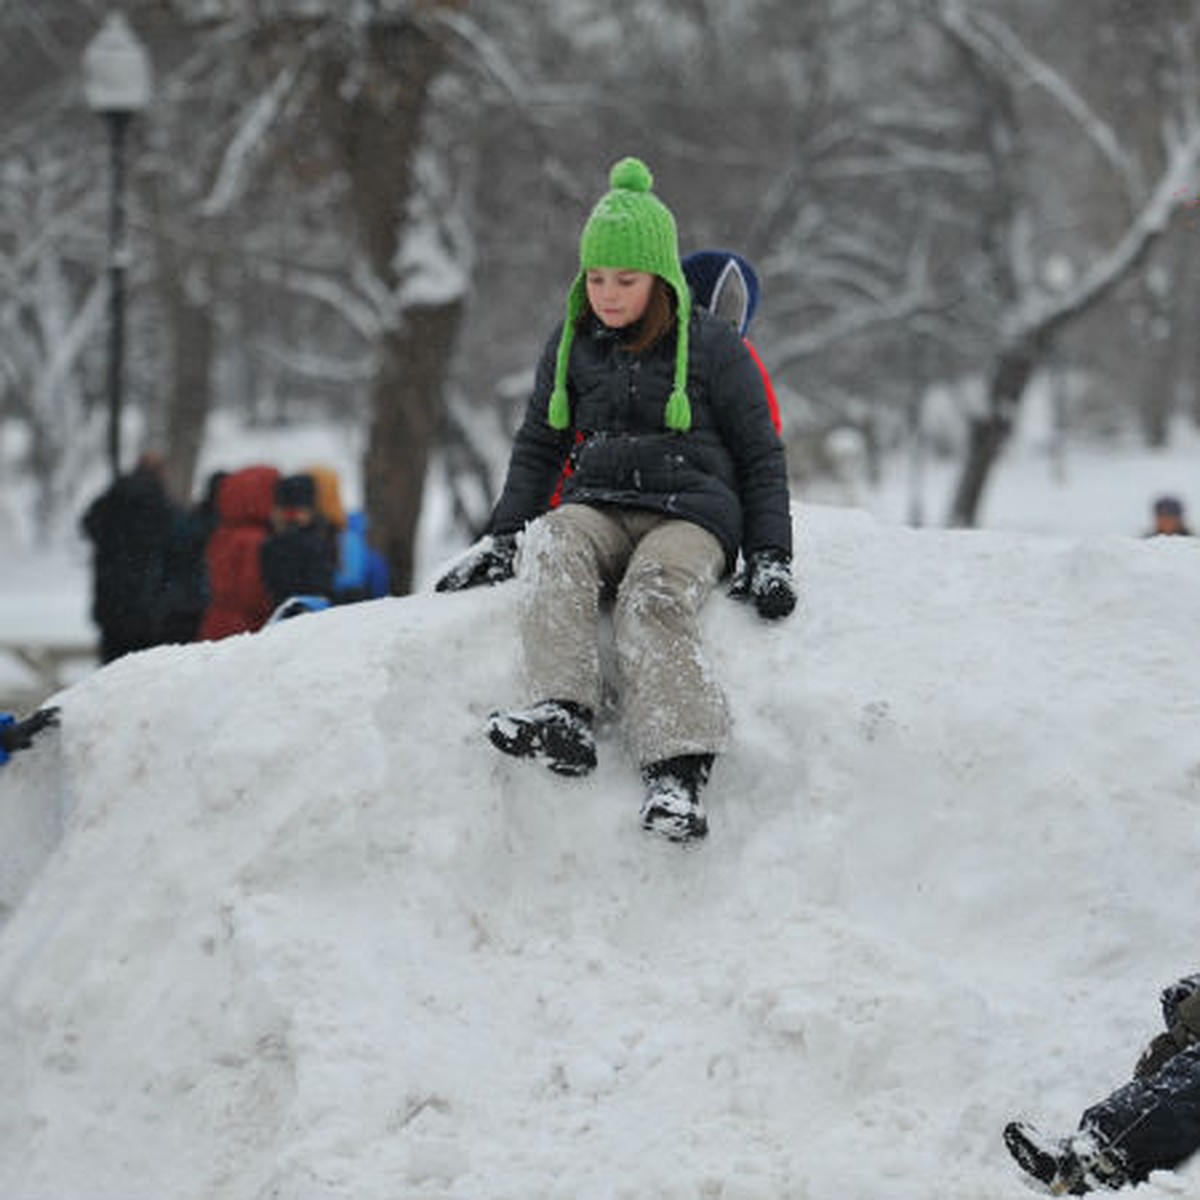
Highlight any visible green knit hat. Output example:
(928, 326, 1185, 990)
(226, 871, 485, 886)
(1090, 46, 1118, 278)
(548, 156, 692, 432)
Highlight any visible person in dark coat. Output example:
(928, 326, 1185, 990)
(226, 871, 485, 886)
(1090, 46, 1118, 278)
(260, 473, 336, 610)
(80, 451, 179, 663)
(436, 156, 795, 843)
(1005, 972, 1200, 1192)
(159, 469, 226, 644)
(198, 464, 280, 640)
(0, 708, 59, 767)
(1146, 495, 1192, 537)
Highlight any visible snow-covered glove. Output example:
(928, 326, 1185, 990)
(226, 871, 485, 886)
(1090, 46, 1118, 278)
(435, 533, 518, 593)
(0, 706, 60, 765)
(1162, 974, 1200, 1035)
(744, 549, 796, 621)
(1133, 974, 1200, 1078)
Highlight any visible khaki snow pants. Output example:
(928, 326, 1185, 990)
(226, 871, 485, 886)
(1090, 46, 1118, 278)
(516, 504, 730, 768)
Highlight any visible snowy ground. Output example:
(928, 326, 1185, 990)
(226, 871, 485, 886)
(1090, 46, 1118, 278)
(1, 420, 1200, 1198)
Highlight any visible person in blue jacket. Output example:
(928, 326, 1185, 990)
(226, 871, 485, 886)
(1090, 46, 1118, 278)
(0, 707, 59, 767)
(333, 510, 391, 603)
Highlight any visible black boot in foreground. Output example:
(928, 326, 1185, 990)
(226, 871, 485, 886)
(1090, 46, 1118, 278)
(1003, 1121, 1130, 1195)
(486, 699, 597, 777)
(640, 753, 714, 843)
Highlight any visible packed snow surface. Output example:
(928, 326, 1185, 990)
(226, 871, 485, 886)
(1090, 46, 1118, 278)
(2, 503, 1200, 1198)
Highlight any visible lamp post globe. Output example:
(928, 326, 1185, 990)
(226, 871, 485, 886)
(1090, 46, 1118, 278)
(83, 13, 151, 482)
(83, 13, 151, 114)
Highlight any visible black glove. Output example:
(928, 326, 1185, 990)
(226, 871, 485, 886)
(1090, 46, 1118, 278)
(435, 533, 518, 593)
(1131, 975, 1200, 1078)
(727, 558, 752, 602)
(0, 706, 60, 757)
(1135, 1031, 1184, 1079)
(743, 549, 796, 620)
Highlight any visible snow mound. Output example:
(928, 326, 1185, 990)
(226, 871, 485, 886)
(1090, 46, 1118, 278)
(2, 505, 1200, 1199)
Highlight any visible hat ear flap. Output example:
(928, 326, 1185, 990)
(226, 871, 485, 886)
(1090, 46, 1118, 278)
(664, 283, 692, 433)
(549, 276, 587, 430)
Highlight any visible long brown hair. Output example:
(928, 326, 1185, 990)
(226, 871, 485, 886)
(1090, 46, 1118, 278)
(577, 276, 677, 353)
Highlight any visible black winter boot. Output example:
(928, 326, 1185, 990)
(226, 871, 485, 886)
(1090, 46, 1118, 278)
(486, 699, 597, 776)
(1003, 1122, 1131, 1194)
(640, 754, 714, 842)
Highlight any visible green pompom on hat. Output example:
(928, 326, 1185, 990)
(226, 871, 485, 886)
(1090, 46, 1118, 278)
(548, 156, 692, 432)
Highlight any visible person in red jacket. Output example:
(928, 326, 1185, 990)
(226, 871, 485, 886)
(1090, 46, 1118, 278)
(199, 465, 280, 640)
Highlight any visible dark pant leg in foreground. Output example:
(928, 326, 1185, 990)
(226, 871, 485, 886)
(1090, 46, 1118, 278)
(1082, 1043, 1200, 1181)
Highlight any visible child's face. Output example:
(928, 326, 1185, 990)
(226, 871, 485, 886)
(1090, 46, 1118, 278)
(585, 268, 654, 329)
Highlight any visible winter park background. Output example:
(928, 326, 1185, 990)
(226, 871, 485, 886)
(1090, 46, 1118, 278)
(7, 4, 1200, 1197)
(3, 400, 1200, 1199)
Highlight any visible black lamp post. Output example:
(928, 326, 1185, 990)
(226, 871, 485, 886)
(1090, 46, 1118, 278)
(83, 13, 151, 483)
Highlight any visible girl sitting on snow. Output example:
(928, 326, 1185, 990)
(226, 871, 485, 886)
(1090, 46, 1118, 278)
(436, 155, 795, 842)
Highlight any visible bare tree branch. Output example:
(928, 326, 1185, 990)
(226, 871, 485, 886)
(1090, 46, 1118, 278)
(932, 0, 1143, 202)
(200, 60, 308, 216)
(1010, 122, 1200, 345)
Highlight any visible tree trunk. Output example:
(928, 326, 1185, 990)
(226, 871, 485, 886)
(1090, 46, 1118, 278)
(367, 299, 463, 593)
(948, 341, 1039, 527)
(160, 265, 215, 503)
(1137, 262, 1174, 448)
(311, 12, 460, 594)
(1169, 228, 1200, 431)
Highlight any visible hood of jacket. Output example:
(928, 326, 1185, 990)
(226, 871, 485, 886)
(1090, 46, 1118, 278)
(216, 465, 280, 528)
(304, 464, 347, 532)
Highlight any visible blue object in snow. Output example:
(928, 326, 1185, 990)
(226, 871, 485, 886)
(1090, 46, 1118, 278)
(266, 594, 332, 625)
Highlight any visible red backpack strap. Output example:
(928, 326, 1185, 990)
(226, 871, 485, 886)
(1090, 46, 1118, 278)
(744, 339, 782, 436)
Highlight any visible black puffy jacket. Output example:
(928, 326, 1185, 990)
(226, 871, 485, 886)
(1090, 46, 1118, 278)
(81, 465, 177, 641)
(489, 309, 792, 570)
